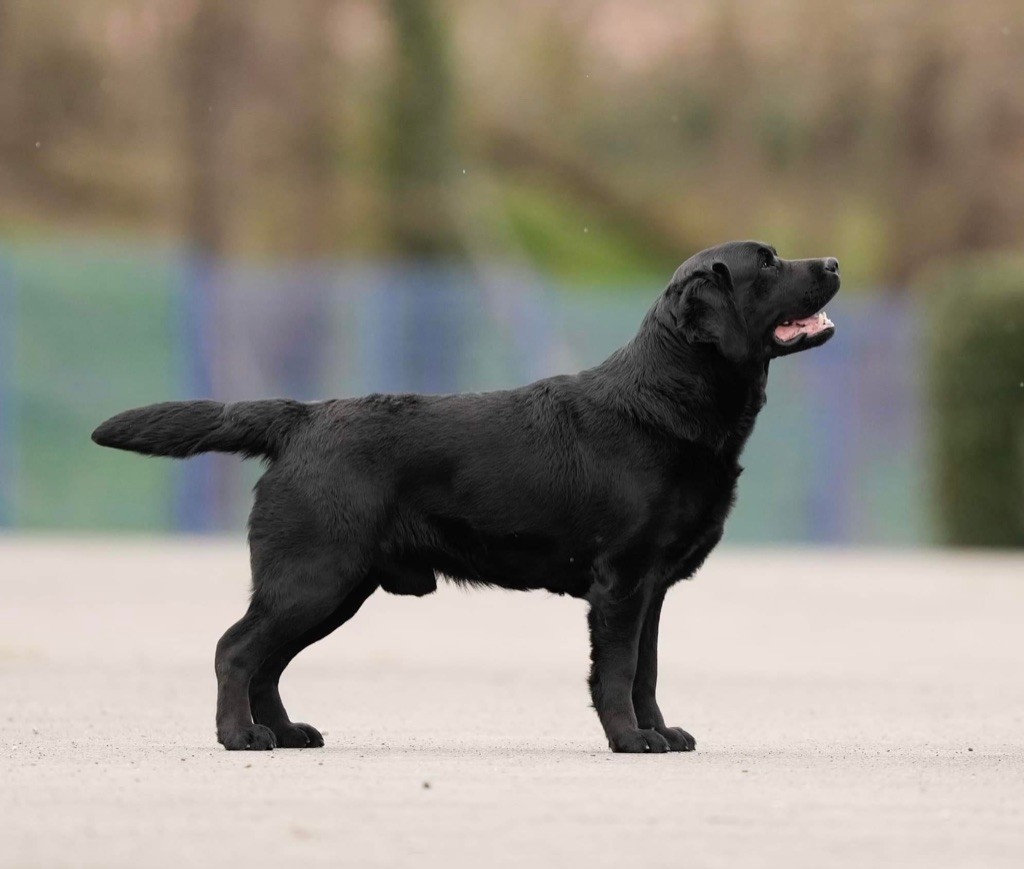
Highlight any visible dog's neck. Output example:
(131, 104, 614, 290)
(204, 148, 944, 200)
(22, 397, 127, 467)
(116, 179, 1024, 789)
(588, 328, 769, 456)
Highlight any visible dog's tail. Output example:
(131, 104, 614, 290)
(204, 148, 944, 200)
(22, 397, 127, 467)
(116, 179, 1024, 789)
(91, 399, 311, 461)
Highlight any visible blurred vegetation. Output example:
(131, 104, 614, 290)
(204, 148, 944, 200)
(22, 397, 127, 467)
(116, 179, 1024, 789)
(0, 0, 1022, 287)
(927, 258, 1024, 547)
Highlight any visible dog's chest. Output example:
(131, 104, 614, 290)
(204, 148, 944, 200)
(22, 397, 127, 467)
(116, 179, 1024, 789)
(655, 457, 741, 563)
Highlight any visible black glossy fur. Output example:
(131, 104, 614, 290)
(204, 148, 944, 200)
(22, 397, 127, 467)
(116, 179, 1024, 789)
(93, 240, 840, 753)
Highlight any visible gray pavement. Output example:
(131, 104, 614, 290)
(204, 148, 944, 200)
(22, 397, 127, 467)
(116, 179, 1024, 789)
(1, 538, 1023, 868)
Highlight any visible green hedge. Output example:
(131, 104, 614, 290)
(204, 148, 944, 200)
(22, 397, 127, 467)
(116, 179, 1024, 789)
(925, 256, 1024, 547)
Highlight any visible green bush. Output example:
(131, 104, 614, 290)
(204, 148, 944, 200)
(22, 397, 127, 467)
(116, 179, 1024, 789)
(925, 256, 1024, 547)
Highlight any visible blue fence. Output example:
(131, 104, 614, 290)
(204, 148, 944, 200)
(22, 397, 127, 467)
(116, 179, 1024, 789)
(0, 239, 927, 543)
(0, 251, 16, 528)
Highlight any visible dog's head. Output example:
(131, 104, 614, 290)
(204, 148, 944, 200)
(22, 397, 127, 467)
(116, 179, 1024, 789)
(657, 240, 840, 363)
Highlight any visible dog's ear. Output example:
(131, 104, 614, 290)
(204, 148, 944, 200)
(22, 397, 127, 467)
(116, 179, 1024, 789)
(710, 260, 733, 292)
(668, 262, 747, 363)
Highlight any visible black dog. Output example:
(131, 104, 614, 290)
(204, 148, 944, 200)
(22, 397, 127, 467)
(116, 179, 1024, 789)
(93, 240, 839, 753)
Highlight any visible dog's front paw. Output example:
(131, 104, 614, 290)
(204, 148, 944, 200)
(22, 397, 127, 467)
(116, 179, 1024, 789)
(656, 726, 696, 752)
(274, 722, 325, 749)
(219, 724, 277, 751)
(609, 728, 671, 754)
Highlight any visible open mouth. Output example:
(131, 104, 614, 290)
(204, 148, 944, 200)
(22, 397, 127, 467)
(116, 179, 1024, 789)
(773, 310, 834, 345)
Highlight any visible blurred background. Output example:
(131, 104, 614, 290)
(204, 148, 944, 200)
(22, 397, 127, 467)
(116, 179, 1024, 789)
(0, 0, 1020, 545)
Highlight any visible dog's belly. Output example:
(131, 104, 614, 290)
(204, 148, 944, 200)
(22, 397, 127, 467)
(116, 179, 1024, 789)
(388, 513, 596, 597)
(382, 469, 739, 597)
(432, 543, 595, 597)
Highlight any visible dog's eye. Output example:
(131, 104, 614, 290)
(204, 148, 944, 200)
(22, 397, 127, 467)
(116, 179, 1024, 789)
(759, 251, 776, 269)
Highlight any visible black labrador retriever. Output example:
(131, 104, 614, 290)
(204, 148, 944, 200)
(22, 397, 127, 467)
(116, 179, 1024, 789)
(93, 240, 839, 753)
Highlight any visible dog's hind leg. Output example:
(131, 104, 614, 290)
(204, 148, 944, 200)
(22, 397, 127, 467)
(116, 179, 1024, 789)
(248, 576, 378, 748)
(214, 549, 367, 751)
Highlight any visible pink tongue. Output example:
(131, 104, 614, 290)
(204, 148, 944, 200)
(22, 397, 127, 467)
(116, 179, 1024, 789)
(774, 312, 832, 342)
(774, 319, 813, 342)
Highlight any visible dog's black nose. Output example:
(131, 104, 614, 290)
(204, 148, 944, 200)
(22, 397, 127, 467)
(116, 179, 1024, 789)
(824, 257, 839, 273)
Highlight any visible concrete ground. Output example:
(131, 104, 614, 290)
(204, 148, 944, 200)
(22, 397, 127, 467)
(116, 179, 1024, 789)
(1, 538, 1022, 868)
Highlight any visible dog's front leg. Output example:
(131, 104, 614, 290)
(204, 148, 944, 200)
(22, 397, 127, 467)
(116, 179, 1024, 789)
(587, 584, 671, 753)
(632, 588, 696, 752)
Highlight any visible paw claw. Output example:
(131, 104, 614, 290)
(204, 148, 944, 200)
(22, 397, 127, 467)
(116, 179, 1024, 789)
(275, 722, 324, 749)
(219, 724, 277, 751)
(658, 726, 696, 752)
(295, 723, 325, 748)
(610, 728, 671, 754)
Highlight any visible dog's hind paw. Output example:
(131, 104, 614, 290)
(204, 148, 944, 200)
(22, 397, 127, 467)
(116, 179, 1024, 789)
(219, 724, 277, 751)
(608, 728, 671, 754)
(274, 722, 325, 749)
